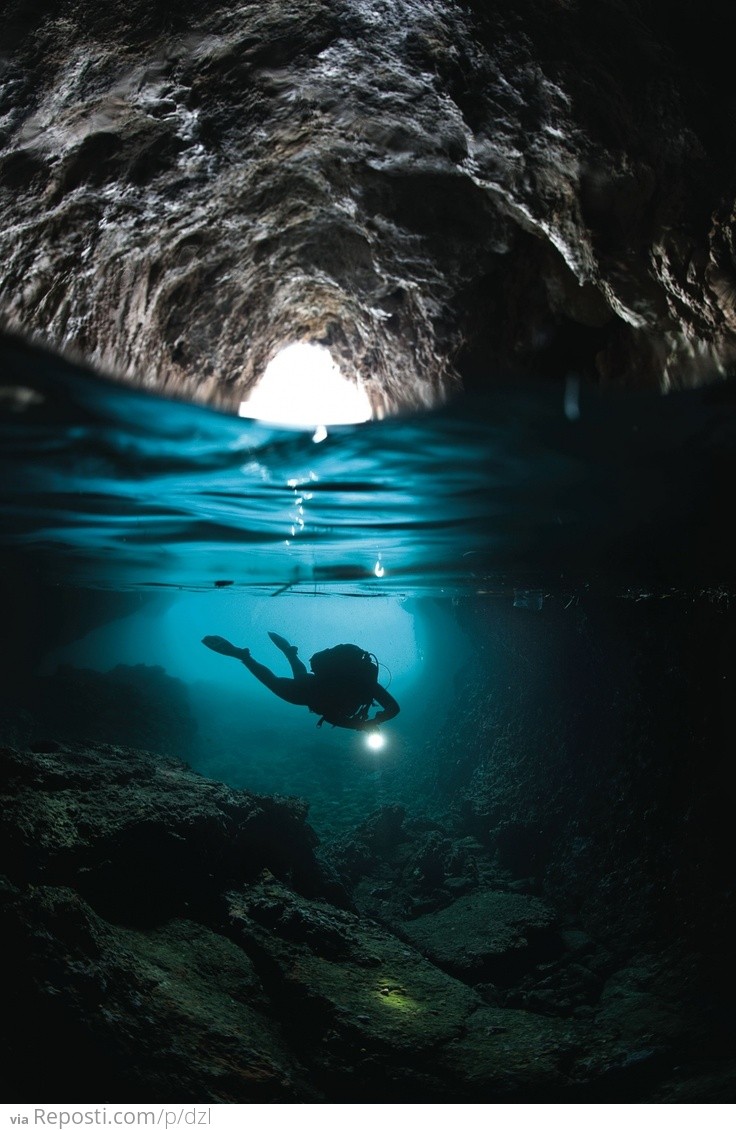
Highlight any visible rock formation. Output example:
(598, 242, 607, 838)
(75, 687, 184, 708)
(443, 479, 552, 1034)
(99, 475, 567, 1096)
(2, 739, 733, 1101)
(28, 662, 197, 758)
(2, 1, 736, 413)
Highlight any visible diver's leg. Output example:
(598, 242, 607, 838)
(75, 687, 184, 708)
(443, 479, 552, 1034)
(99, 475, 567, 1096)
(268, 631, 308, 678)
(241, 653, 309, 705)
(202, 635, 247, 659)
(203, 635, 308, 705)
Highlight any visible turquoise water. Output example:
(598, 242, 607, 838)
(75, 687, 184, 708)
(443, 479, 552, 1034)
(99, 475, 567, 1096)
(3, 332, 735, 596)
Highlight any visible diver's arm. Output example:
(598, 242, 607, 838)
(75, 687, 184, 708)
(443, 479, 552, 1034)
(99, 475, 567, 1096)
(334, 716, 373, 732)
(318, 711, 380, 732)
(372, 684, 400, 723)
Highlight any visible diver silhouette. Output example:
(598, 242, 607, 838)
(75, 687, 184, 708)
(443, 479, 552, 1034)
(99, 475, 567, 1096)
(202, 631, 400, 732)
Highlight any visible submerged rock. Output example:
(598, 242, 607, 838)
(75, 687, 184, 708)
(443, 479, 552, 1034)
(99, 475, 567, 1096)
(226, 874, 576, 1100)
(0, 740, 579, 1100)
(1, 740, 732, 1100)
(402, 889, 559, 984)
(2, 882, 316, 1100)
(0, 741, 335, 920)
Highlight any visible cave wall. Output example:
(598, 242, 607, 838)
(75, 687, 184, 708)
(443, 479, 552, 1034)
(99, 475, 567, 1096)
(2, 0, 736, 411)
(431, 593, 735, 956)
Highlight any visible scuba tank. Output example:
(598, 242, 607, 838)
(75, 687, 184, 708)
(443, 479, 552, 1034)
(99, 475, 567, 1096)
(309, 644, 380, 726)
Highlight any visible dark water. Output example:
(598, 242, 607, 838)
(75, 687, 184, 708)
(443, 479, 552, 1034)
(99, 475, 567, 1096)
(3, 331, 736, 596)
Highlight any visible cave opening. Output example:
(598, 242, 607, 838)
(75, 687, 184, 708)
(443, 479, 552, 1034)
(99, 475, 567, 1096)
(238, 341, 373, 427)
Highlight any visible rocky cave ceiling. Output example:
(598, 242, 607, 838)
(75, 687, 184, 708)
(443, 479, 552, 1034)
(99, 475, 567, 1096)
(0, 0, 734, 414)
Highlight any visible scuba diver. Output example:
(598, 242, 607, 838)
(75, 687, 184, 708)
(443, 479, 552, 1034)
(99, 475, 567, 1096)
(202, 631, 400, 733)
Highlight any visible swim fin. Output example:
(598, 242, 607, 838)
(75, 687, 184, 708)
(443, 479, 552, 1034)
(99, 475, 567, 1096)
(268, 631, 296, 655)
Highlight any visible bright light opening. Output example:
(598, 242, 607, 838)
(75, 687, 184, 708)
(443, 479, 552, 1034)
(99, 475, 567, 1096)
(239, 343, 373, 427)
(366, 731, 385, 752)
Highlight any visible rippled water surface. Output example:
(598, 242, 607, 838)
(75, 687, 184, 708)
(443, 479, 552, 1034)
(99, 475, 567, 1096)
(2, 335, 735, 594)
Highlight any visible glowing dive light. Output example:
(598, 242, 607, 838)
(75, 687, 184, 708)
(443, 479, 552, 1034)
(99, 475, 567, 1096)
(366, 731, 385, 752)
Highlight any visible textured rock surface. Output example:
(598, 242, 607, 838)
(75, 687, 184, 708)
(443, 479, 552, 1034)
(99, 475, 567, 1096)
(401, 889, 557, 982)
(0, 740, 576, 1100)
(0, 741, 334, 920)
(3, 739, 731, 1100)
(2, 1, 736, 411)
(2, 883, 315, 1100)
(227, 875, 577, 1100)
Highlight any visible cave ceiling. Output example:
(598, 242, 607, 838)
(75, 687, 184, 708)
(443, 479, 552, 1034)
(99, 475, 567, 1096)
(0, 0, 734, 413)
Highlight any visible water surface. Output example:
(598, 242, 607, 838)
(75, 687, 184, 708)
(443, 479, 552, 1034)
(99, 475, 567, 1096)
(3, 333, 734, 595)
